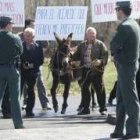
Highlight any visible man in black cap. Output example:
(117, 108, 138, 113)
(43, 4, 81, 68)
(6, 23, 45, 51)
(110, 1, 140, 139)
(0, 16, 24, 128)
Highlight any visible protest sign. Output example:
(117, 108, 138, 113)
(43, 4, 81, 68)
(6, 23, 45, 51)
(91, 0, 140, 23)
(35, 6, 88, 40)
(0, 0, 25, 27)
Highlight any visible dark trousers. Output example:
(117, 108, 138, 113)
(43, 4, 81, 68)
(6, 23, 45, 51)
(108, 81, 117, 103)
(78, 82, 96, 108)
(114, 63, 139, 135)
(81, 68, 107, 112)
(21, 71, 37, 114)
(136, 67, 140, 102)
(108, 66, 140, 104)
(1, 85, 11, 116)
(0, 65, 23, 128)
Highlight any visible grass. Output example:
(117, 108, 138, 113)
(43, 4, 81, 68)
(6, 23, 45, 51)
(104, 60, 117, 94)
(41, 58, 117, 96)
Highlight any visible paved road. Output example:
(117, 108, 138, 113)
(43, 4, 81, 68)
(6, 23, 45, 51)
(0, 95, 119, 140)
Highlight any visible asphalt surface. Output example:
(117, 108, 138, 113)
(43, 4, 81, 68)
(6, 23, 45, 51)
(0, 95, 134, 140)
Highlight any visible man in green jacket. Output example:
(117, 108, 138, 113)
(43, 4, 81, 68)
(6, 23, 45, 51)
(110, 1, 140, 139)
(72, 27, 108, 115)
(0, 16, 24, 129)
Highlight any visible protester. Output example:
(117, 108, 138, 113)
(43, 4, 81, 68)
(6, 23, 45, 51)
(110, 1, 140, 139)
(20, 19, 51, 110)
(20, 27, 44, 117)
(72, 27, 108, 115)
(18, 19, 34, 42)
(0, 16, 24, 128)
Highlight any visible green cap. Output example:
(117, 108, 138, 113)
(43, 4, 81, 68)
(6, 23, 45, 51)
(115, 1, 132, 9)
(0, 16, 14, 24)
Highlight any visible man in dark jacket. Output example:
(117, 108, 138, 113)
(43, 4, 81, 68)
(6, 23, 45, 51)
(0, 16, 24, 128)
(20, 19, 51, 111)
(20, 27, 44, 117)
(110, 1, 140, 139)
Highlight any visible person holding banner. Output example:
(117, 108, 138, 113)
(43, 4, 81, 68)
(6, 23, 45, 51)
(72, 27, 108, 115)
(110, 1, 140, 139)
(0, 16, 24, 128)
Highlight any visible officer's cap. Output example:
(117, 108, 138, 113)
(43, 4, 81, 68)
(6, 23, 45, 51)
(115, 1, 132, 9)
(0, 16, 14, 25)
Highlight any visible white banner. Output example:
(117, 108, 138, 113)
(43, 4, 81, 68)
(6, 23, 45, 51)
(131, 0, 140, 19)
(91, 0, 140, 23)
(0, 0, 25, 27)
(35, 6, 88, 41)
(91, 0, 116, 23)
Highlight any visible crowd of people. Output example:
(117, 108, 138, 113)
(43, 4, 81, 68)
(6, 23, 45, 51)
(0, 17, 52, 121)
(0, 0, 139, 139)
(0, 19, 52, 119)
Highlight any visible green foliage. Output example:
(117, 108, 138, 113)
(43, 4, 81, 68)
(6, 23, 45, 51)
(41, 58, 117, 95)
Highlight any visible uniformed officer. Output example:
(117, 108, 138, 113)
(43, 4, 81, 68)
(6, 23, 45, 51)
(0, 16, 24, 129)
(110, 1, 140, 139)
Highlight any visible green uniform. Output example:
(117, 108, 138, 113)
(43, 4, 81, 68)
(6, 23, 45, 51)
(111, 18, 140, 136)
(0, 31, 23, 128)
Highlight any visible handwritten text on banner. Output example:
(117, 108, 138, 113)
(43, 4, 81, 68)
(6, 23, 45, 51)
(91, 0, 140, 23)
(35, 6, 88, 41)
(0, 0, 24, 27)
